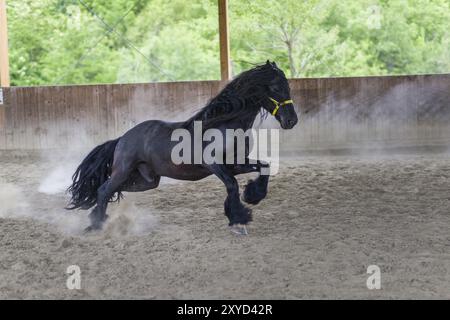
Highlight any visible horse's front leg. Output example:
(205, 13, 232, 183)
(232, 160, 270, 206)
(206, 164, 252, 235)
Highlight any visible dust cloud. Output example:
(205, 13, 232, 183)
(0, 121, 160, 237)
(0, 182, 28, 218)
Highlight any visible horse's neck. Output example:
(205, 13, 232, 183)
(218, 95, 261, 130)
(240, 107, 260, 130)
(242, 96, 264, 127)
(182, 93, 262, 130)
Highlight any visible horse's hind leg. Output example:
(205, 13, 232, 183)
(86, 166, 131, 232)
(121, 163, 160, 192)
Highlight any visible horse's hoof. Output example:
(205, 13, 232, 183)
(242, 194, 262, 206)
(83, 225, 101, 234)
(242, 180, 266, 205)
(229, 224, 248, 236)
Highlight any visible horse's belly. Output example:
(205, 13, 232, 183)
(159, 164, 212, 181)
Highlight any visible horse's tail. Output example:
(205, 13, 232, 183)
(66, 138, 121, 210)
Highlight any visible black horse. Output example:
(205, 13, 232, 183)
(67, 61, 298, 235)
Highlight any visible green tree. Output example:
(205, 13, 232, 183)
(7, 0, 450, 85)
(8, 0, 123, 85)
(118, 0, 220, 82)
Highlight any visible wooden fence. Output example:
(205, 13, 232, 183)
(0, 74, 449, 151)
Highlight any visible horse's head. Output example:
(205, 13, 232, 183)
(262, 61, 298, 129)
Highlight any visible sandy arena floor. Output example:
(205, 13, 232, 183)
(0, 151, 449, 299)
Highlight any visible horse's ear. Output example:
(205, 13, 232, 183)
(266, 60, 271, 66)
(271, 61, 278, 68)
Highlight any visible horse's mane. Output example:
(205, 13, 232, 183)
(184, 62, 282, 129)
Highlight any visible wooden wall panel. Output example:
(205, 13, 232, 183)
(0, 75, 449, 151)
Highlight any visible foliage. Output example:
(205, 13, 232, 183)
(7, 0, 450, 86)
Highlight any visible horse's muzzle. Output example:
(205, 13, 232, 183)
(281, 117, 298, 129)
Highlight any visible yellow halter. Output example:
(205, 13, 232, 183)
(269, 97, 294, 116)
